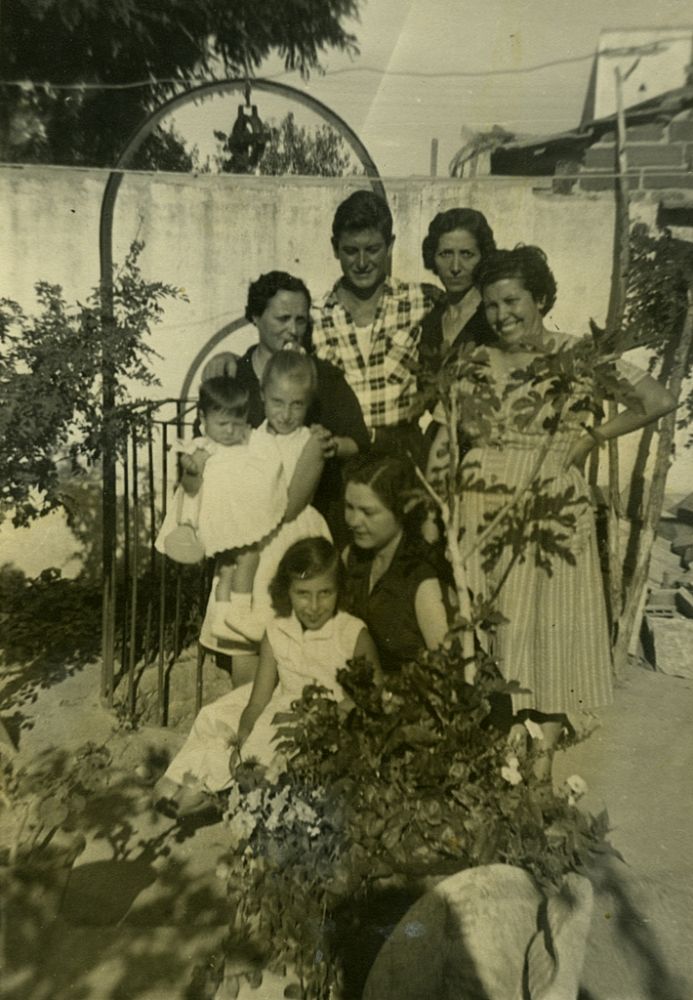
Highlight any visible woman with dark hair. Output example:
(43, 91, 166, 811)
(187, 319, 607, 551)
(449, 244, 675, 780)
(207, 271, 368, 460)
(419, 207, 498, 373)
(343, 453, 450, 673)
(204, 271, 369, 540)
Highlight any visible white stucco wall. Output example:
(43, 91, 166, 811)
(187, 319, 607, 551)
(0, 164, 688, 577)
(1, 164, 649, 400)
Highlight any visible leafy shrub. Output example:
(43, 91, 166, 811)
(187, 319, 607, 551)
(210, 647, 613, 999)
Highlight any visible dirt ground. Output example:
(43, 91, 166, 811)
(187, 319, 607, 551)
(3, 644, 693, 1000)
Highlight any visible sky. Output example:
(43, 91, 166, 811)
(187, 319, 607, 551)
(172, 0, 693, 178)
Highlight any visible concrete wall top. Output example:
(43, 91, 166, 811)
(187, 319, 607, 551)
(0, 163, 690, 577)
(2, 162, 659, 405)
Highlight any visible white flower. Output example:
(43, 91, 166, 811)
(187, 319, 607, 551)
(566, 774, 588, 795)
(244, 788, 264, 812)
(523, 719, 545, 741)
(226, 810, 257, 846)
(501, 755, 523, 785)
(265, 785, 291, 832)
(215, 861, 231, 881)
(290, 797, 319, 826)
(226, 785, 242, 814)
(264, 753, 288, 784)
(561, 773, 588, 806)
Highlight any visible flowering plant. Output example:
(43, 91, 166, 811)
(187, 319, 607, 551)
(199, 335, 630, 998)
(204, 649, 614, 1000)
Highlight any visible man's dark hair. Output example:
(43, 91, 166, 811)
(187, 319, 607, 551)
(331, 190, 393, 249)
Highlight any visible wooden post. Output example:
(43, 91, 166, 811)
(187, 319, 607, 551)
(602, 65, 632, 633)
(430, 138, 439, 178)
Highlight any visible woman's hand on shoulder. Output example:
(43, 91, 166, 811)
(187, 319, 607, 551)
(201, 352, 239, 381)
(310, 423, 337, 459)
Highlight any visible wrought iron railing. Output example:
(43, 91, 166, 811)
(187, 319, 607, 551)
(102, 399, 213, 724)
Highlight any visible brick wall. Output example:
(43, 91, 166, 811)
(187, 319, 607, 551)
(579, 109, 693, 193)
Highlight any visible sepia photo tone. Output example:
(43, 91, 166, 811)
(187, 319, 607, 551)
(1, 2, 693, 997)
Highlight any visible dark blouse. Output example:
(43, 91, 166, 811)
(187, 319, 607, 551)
(418, 296, 497, 374)
(419, 296, 497, 466)
(345, 536, 444, 673)
(236, 346, 369, 542)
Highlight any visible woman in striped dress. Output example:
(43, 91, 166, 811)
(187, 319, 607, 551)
(458, 246, 675, 779)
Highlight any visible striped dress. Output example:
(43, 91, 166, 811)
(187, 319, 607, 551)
(460, 336, 638, 714)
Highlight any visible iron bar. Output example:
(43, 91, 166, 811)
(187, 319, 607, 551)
(127, 430, 140, 718)
(157, 422, 168, 725)
(120, 437, 130, 683)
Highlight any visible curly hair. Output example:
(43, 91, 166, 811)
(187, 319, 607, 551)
(269, 537, 344, 617)
(421, 208, 496, 274)
(344, 453, 426, 539)
(331, 190, 393, 248)
(198, 376, 249, 418)
(474, 245, 557, 315)
(245, 271, 311, 323)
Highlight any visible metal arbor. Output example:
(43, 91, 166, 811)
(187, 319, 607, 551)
(98, 78, 384, 707)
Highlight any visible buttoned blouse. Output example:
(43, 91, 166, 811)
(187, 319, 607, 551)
(266, 610, 366, 700)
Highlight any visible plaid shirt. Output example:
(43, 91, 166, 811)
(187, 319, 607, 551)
(311, 278, 438, 430)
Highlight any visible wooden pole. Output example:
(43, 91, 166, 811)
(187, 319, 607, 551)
(430, 138, 439, 178)
(603, 65, 632, 633)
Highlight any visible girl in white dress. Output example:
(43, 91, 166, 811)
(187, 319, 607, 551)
(155, 375, 287, 603)
(157, 537, 381, 809)
(205, 350, 331, 646)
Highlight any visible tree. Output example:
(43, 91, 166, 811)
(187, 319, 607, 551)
(0, 0, 360, 166)
(130, 122, 204, 173)
(214, 110, 362, 176)
(0, 242, 183, 526)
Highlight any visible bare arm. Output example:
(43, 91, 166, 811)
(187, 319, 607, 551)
(310, 424, 359, 461)
(414, 577, 449, 651)
(179, 448, 209, 496)
(237, 634, 278, 747)
(200, 352, 239, 381)
(566, 372, 677, 469)
(284, 433, 325, 522)
(353, 627, 384, 686)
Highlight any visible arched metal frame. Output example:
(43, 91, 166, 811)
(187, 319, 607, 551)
(98, 77, 385, 701)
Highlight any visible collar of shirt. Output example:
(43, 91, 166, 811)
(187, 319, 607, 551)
(273, 611, 339, 643)
(319, 275, 406, 312)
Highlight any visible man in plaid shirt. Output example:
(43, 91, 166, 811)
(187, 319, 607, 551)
(311, 191, 439, 463)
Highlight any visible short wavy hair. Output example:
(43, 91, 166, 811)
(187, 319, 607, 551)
(269, 537, 344, 617)
(421, 208, 496, 274)
(474, 245, 557, 315)
(198, 376, 248, 418)
(245, 271, 311, 323)
(331, 190, 393, 248)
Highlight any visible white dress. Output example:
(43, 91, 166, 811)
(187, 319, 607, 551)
(155, 432, 287, 558)
(164, 610, 365, 791)
(461, 335, 645, 714)
(199, 422, 332, 655)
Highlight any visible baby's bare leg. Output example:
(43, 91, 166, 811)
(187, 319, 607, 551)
(214, 550, 237, 602)
(233, 546, 260, 593)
